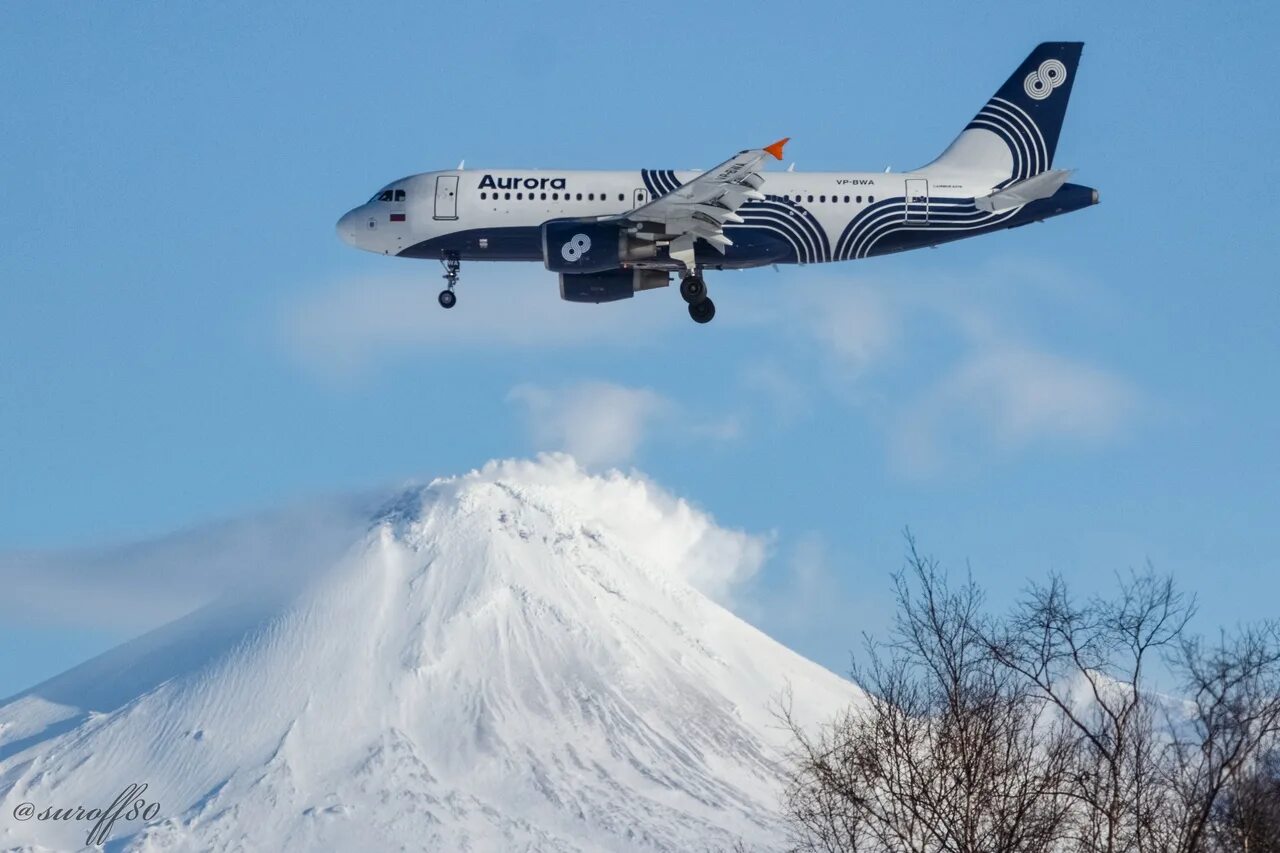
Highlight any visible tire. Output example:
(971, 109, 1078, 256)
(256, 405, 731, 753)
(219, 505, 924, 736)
(688, 297, 716, 324)
(438, 290, 457, 309)
(679, 275, 707, 304)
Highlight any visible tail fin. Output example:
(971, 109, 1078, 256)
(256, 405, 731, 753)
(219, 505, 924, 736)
(924, 42, 1084, 184)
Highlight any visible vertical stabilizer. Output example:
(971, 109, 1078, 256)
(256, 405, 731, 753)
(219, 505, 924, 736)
(924, 42, 1084, 185)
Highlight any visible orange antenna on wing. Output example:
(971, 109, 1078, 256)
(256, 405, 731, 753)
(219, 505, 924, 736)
(764, 137, 790, 160)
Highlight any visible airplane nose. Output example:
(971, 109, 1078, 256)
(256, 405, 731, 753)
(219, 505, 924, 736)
(336, 209, 361, 247)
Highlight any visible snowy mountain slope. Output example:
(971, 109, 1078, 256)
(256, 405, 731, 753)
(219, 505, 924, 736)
(0, 456, 862, 852)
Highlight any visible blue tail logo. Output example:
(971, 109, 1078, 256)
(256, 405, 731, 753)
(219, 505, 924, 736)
(1024, 58, 1068, 100)
(925, 42, 1083, 184)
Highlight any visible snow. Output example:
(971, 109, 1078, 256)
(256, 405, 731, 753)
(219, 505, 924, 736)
(0, 455, 862, 851)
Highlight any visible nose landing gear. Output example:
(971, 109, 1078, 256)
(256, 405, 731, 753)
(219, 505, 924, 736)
(680, 272, 715, 324)
(439, 253, 461, 309)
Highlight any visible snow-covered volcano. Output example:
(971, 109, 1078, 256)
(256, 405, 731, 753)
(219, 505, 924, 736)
(0, 457, 860, 852)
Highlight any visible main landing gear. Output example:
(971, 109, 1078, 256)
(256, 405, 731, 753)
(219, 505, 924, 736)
(438, 253, 460, 309)
(680, 272, 715, 324)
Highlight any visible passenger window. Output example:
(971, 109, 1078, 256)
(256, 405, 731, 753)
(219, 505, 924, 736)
(576, 193, 582, 201)
(480, 192, 487, 200)
(807, 195, 814, 203)
(517, 192, 523, 200)
(869, 195, 875, 203)
(540, 192, 546, 200)
(588, 193, 595, 201)
(856, 195, 862, 203)
(820, 195, 826, 203)
(618, 193, 624, 201)
(504, 192, 511, 200)
(552, 192, 559, 201)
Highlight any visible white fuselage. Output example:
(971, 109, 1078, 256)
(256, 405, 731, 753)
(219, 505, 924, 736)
(336, 167, 993, 266)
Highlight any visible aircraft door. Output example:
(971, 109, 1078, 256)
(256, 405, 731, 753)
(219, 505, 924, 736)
(904, 178, 929, 223)
(633, 188, 648, 209)
(434, 175, 460, 220)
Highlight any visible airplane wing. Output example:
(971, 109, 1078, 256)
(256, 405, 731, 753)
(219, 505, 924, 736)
(621, 138, 789, 271)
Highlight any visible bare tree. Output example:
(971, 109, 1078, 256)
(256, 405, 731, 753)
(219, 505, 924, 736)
(781, 536, 1073, 853)
(1206, 748, 1280, 853)
(783, 538, 1280, 853)
(989, 570, 1280, 853)
(1167, 629, 1280, 853)
(987, 569, 1195, 853)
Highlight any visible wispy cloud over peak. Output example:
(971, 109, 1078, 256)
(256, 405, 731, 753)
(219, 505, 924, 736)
(507, 381, 670, 468)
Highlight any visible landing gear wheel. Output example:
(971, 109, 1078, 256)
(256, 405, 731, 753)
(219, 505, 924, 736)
(439, 253, 461, 309)
(688, 297, 716, 324)
(680, 274, 707, 304)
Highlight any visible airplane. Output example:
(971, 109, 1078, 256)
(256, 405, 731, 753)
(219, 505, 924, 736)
(336, 42, 1096, 325)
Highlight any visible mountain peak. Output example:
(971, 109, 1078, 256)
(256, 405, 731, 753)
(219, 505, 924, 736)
(0, 457, 860, 851)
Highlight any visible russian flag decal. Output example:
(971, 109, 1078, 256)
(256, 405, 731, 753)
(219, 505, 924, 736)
(389, 213, 406, 222)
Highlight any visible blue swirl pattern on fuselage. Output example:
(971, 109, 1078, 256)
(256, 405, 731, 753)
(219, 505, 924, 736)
(642, 170, 831, 264)
(834, 196, 1019, 260)
(965, 96, 1049, 187)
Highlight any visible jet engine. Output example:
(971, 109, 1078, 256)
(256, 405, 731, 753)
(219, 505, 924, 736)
(542, 217, 661, 274)
(558, 268, 669, 303)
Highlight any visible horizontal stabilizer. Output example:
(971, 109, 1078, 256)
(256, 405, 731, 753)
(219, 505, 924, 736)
(975, 168, 1073, 211)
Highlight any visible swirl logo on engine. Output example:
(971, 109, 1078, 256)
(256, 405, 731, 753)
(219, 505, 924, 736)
(561, 234, 591, 263)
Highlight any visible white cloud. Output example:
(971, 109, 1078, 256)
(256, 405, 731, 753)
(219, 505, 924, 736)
(507, 380, 743, 467)
(739, 361, 812, 423)
(734, 532, 887, 672)
(283, 270, 906, 382)
(732, 266, 1140, 475)
(948, 346, 1136, 445)
(795, 284, 900, 373)
(284, 261, 1140, 477)
(0, 501, 371, 631)
(507, 381, 671, 468)
(0, 457, 770, 630)
(741, 533, 840, 630)
(688, 413, 743, 442)
(450, 454, 770, 603)
(283, 271, 678, 378)
(893, 343, 1138, 475)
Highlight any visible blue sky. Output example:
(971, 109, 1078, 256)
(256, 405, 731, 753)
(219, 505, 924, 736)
(2, 1, 1278, 696)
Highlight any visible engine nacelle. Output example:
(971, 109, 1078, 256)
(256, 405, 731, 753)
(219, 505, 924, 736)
(559, 268, 670, 303)
(542, 218, 624, 273)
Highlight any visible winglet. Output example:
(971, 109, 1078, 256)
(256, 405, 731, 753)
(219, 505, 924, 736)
(764, 137, 789, 160)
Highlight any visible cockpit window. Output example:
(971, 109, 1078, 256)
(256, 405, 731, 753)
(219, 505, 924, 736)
(369, 188, 408, 203)
(394, 189, 406, 202)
